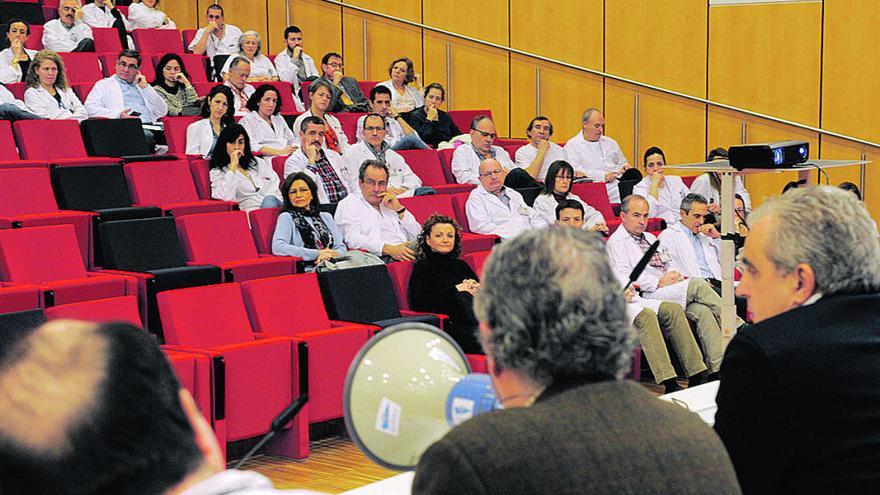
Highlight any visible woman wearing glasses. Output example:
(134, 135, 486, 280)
(532, 160, 608, 233)
(23, 50, 87, 121)
(209, 123, 282, 211)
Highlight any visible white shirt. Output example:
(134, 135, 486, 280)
(343, 141, 422, 197)
(451, 145, 515, 185)
(605, 226, 688, 307)
(240, 112, 296, 152)
(376, 79, 424, 113)
(185, 118, 218, 157)
(221, 53, 278, 80)
(564, 133, 628, 203)
(127, 2, 176, 29)
(465, 185, 547, 239)
(689, 173, 752, 212)
(355, 114, 404, 146)
(81, 3, 132, 30)
(632, 175, 690, 225)
(284, 148, 355, 203)
(532, 192, 605, 228)
(334, 192, 420, 255)
(85, 76, 168, 123)
(659, 221, 722, 280)
(275, 50, 318, 86)
(224, 81, 255, 117)
(0, 84, 31, 112)
(179, 468, 322, 495)
(25, 85, 88, 121)
(209, 157, 281, 212)
(188, 24, 242, 58)
(514, 142, 567, 181)
(292, 110, 349, 154)
(42, 19, 93, 53)
(0, 48, 37, 84)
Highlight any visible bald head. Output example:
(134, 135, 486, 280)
(581, 108, 604, 141)
(478, 158, 504, 194)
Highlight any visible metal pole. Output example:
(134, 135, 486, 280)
(535, 65, 541, 116)
(861, 151, 868, 197)
(633, 93, 640, 163)
(285, 0, 290, 26)
(362, 18, 368, 81)
(445, 43, 451, 111)
(719, 172, 737, 346)
(741, 121, 747, 144)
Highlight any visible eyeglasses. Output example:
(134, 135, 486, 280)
(363, 179, 387, 187)
(326, 62, 343, 68)
(479, 169, 502, 178)
(117, 61, 140, 70)
(364, 126, 385, 132)
(471, 128, 496, 139)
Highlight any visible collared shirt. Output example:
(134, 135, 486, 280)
(564, 133, 628, 203)
(629, 231, 667, 270)
(451, 144, 515, 185)
(308, 150, 348, 203)
(334, 193, 421, 255)
(367, 141, 390, 164)
(495, 187, 511, 208)
(515, 142, 568, 181)
(115, 75, 148, 119)
(472, 144, 495, 160)
(690, 229, 715, 279)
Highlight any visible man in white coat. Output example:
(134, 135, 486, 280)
(343, 113, 422, 198)
(275, 25, 318, 85)
(514, 116, 568, 181)
(42, 0, 95, 52)
(632, 146, 690, 225)
(355, 85, 428, 150)
(81, 0, 132, 49)
(452, 115, 539, 189)
(334, 160, 421, 261)
(606, 194, 738, 379)
(285, 116, 354, 204)
(188, 3, 241, 58)
(224, 57, 255, 116)
(564, 108, 631, 203)
(466, 158, 547, 240)
(659, 193, 722, 284)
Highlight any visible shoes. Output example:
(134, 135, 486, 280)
(662, 378, 683, 394)
(688, 370, 709, 387)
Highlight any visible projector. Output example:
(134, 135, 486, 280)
(728, 141, 809, 170)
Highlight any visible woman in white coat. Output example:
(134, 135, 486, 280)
(632, 146, 690, 225)
(209, 123, 282, 212)
(532, 160, 608, 233)
(239, 84, 297, 156)
(23, 50, 88, 121)
(0, 21, 36, 84)
(377, 57, 423, 114)
(185, 84, 234, 157)
(220, 31, 278, 83)
(127, 0, 177, 29)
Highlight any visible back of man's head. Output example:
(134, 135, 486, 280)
(0, 320, 203, 494)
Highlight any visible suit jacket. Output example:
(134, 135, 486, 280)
(413, 379, 741, 495)
(715, 293, 880, 494)
(316, 75, 369, 113)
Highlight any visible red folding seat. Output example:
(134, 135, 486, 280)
(59, 52, 103, 83)
(247, 207, 280, 255)
(158, 283, 307, 458)
(91, 27, 122, 53)
(4, 82, 24, 100)
(241, 273, 376, 423)
(450, 191, 473, 232)
(25, 24, 42, 50)
(161, 115, 201, 155)
(192, 81, 217, 97)
(462, 250, 492, 278)
(447, 109, 493, 137)
(71, 82, 95, 101)
(153, 53, 209, 83)
(682, 175, 698, 188)
(187, 158, 212, 199)
(13, 120, 117, 166)
(0, 283, 41, 313)
(400, 194, 497, 253)
(97, 53, 155, 81)
(335, 112, 362, 145)
(438, 147, 457, 183)
(182, 29, 198, 53)
(0, 121, 45, 169)
(0, 225, 137, 307)
(570, 182, 666, 234)
(385, 260, 414, 310)
(176, 211, 296, 282)
(270, 155, 287, 182)
(123, 159, 236, 216)
(0, 167, 95, 266)
(358, 81, 378, 98)
(132, 28, 184, 55)
(396, 149, 474, 194)
(494, 138, 528, 148)
(257, 81, 298, 114)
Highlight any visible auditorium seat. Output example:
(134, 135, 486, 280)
(437, 148, 457, 184)
(44, 295, 142, 326)
(98, 53, 156, 81)
(240, 273, 376, 423)
(132, 28, 184, 55)
(193, 81, 218, 97)
(153, 53, 210, 83)
(300, 81, 311, 109)
(0, 2, 43, 25)
(123, 159, 236, 216)
(0, 121, 44, 169)
(681, 175, 698, 188)
(13, 120, 118, 167)
(494, 138, 528, 148)
(182, 29, 198, 53)
(175, 211, 296, 282)
(162, 115, 201, 155)
(0, 283, 41, 314)
(81, 118, 152, 157)
(399, 195, 498, 253)
(448, 110, 493, 136)
(396, 149, 474, 194)
(569, 182, 663, 234)
(4, 82, 24, 100)
(248, 81, 298, 114)
(91, 27, 123, 54)
(71, 82, 95, 101)
(270, 155, 287, 182)
(25, 24, 42, 50)
(358, 81, 378, 98)
(335, 112, 363, 144)
(462, 250, 492, 277)
(59, 52, 104, 84)
(187, 158, 212, 199)
(247, 207, 280, 255)
(384, 260, 414, 310)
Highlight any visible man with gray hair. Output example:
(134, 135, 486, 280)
(563, 108, 632, 203)
(659, 193, 722, 283)
(223, 56, 255, 115)
(413, 227, 741, 495)
(715, 186, 880, 493)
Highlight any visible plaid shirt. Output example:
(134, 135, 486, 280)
(629, 231, 667, 271)
(308, 150, 348, 203)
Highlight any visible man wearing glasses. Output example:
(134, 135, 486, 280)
(465, 158, 547, 240)
(452, 115, 540, 189)
(344, 113, 423, 198)
(316, 52, 369, 113)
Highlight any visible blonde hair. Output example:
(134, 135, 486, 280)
(26, 50, 68, 90)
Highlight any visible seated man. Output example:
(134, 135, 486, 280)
(188, 3, 242, 79)
(659, 193, 722, 284)
(632, 147, 690, 225)
(42, 0, 95, 53)
(0, 82, 41, 121)
(224, 56, 255, 116)
(452, 115, 539, 189)
(465, 158, 547, 240)
(515, 116, 568, 180)
(334, 160, 421, 261)
(316, 52, 369, 113)
(285, 116, 353, 204)
(344, 113, 423, 198)
(81, 0, 132, 50)
(564, 107, 632, 203)
(356, 85, 428, 150)
(412, 227, 741, 495)
(400, 83, 461, 147)
(275, 25, 319, 85)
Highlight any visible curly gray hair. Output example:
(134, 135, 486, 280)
(473, 227, 634, 385)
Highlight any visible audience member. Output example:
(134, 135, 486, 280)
(334, 160, 420, 260)
(272, 172, 347, 267)
(81, 0, 131, 49)
(151, 53, 200, 117)
(412, 227, 741, 495)
(659, 193, 721, 284)
(356, 85, 428, 150)
(275, 26, 318, 85)
(465, 158, 547, 239)
(0, 20, 36, 84)
(42, 0, 95, 53)
(400, 82, 460, 147)
(689, 147, 751, 213)
(408, 214, 482, 354)
(0, 82, 40, 121)
(240, 84, 298, 156)
(127, 0, 177, 30)
(188, 4, 241, 59)
(209, 123, 282, 211)
(185, 84, 234, 157)
(781, 179, 803, 194)
(533, 160, 607, 232)
(716, 186, 880, 493)
(24, 50, 87, 121)
(377, 57, 423, 113)
(564, 107, 632, 203)
(316, 52, 369, 113)
(515, 116, 568, 180)
(285, 116, 353, 203)
(838, 181, 862, 200)
(220, 31, 280, 83)
(344, 113, 422, 198)
(223, 56, 255, 116)
(733, 193, 749, 239)
(632, 146, 690, 225)
(291, 79, 349, 153)
(452, 115, 539, 189)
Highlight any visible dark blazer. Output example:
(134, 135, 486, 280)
(413, 380, 741, 495)
(316, 75, 369, 113)
(715, 293, 880, 494)
(401, 106, 461, 147)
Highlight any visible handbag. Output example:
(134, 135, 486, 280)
(315, 250, 386, 272)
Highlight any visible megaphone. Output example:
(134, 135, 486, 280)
(343, 322, 500, 471)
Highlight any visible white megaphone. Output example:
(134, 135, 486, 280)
(343, 322, 500, 470)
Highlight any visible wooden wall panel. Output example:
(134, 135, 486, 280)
(344, 0, 421, 21)
(604, 80, 637, 167)
(509, 0, 603, 70)
(423, 0, 508, 46)
(342, 10, 423, 82)
(266, 0, 288, 55)
(509, 56, 537, 140)
(289, 0, 343, 61)
(213, 0, 270, 55)
(819, 136, 879, 222)
(165, 0, 199, 32)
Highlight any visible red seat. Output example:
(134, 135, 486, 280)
(682, 175, 698, 188)
(0, 283, 41, 313)
(270, 155, 287, 182)
(241, 273, 376, 423)
(153, 53, 209, 83)
(437, 148, 457, 184)
(335, 112, 363, 145)
(98, 53, 156, 82)
(300, 81, 311, 109)
(462, 250, 492, 278)
(182, 29, 198, 53)
(399, 195, 497, 253)
(13, 120, 118, 166)
(91, 27, 122, 53)
(132, 28, 184, 55)
(385, 260, 414, 310)
(59, 52, 104, 83)
(396, 149, 474, 194)
(0, 121, 46, 169)
(24, 24, 42, 51)
(247, 207, 280, 255)
(358, 81, 378, 98)
(192, 81, 217, 97)
(115, 5, 128, 16)
(161, 115, 201, 154)
(447, 110, 493, 137)
(187, 158, 212, 199)
(175, 211, 296, 282)
(123, 159, 236, 216)
(571, 182, 664, 234)
(4, 82, 24, 100)
(71, 82, 95, 101)
(494, 138, 528, 148)
(0, 225, 137, 307)
(251, 81, 297, 114)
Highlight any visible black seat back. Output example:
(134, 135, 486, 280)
(0, 4, 44, 25)
(317, 265, 402, 324)
(52, 164, 134, 210)
(81, 119, 150, 158)
(0, 309, 46, 360)
(99, 217, 189, 271)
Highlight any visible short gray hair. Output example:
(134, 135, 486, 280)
(619, 194, 647, 214)
(474, 227, 634, 385)
(227, 56, 250, 72)
(358, 159, 388, 182)
(238, 31, 262, 57)
(581, 107, 600, 123)
(680, 193, 708, 214)
(749, 185, 880, 295)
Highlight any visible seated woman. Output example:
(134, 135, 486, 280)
(377, 57, 423, 114)
(408, 214, 482, 354)
(272, 172, 347, 267)
(690, 147, 752, 215)
(240, 84, 297, 156)
(152, 54, 201, 117)
(127, 0, 177, 29)
(24, 50, 88, 121)
(291, 80, 349, 154)
(209, 123, 282, 211)
(632, 146, 690, 225)
(0, 20, 36, 84)
(220, 31, 279, 83)
(400, 83, 460, 147)
(186, 84, 234, 157)
(532, 160, 608, 233)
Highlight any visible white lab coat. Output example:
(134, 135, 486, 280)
(291, 110, 349, 153)
(0, 48, 36, 84)
(0, 84, 24, 107)
(185, 118, 217, 157)
(532, 192, 605, 228)
(376, 79, 424, 113)
(42, 19, 93, 53)
(240, 112, 296, 152)
(689, 173, 752, 212)
(284, 148, 355, 203)
(209, 156, 281, 212)
(334, 192, 421, 255)
(355, 114, 404, 146)
(451, 145, 515, 185)
(127, 2, 176, 29)
(659, 221, 722, 280)
(465, 185, 548, 239)
(514, 142, 567, 181)
(342, 141, 421, 198)
(224, 81, 255, 117)
(24, 85, 88, 121)
(274, 49, 318, 85)
(564, 133, 628, 203)
(632, 175, 690, 225)
(85, 76, 168, 123)
(605, 226, 688, 307)
(188, 25, 242, 58)
(81, 3, 132, 30)
(220, 53, 278, 80)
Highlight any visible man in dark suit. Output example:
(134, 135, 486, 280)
(316, 52, 369, 113)
(715, 185, 880, 493)
(412, 227, 741, 495)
